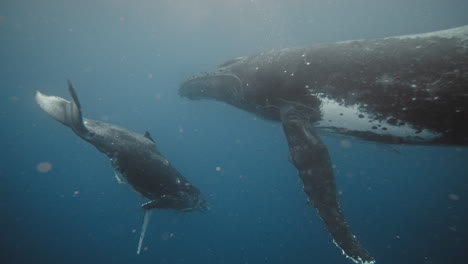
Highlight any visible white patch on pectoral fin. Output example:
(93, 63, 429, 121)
(114, 169, 125, 184)
(111, 158, 126, 184)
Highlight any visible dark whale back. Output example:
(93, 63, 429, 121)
(181, 25, 468, 145)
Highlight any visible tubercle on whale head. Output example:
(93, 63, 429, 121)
(179, 70, 243, 103)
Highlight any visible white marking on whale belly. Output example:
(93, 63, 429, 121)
(316, 98, 442, 141)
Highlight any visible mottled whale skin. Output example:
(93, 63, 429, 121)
(35, 81, 207, 212)
(180, 25, 468, 264)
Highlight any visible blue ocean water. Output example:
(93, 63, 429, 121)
(1, 1, 467, 263)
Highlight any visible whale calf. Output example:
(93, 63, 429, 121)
(180, 25, 468, 263)
(36, 80, 208, 253)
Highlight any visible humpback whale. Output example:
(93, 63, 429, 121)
(36, 81, 208, 254)
(180, 25, 468, 263)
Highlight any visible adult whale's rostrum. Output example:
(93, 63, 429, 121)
(180, 25, 468, 263)
(36, 81, 208, 253)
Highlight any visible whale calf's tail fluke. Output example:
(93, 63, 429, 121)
(35, 80, 87, 134)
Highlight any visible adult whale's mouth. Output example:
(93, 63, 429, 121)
(179, 72, 243, 101)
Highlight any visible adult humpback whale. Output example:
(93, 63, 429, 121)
(36, 81, 208, 254)
(180, 25, 468, 263)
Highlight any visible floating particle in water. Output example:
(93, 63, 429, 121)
(448, 193, 460, 200)
(178, 127, 184, 133)
(147, 73, 153, 79)
(8, 96, 21, 102)
(83, 66, 93, 72)
(161, 232, 175, 241)
(132, 229, 137, 233)
(215, 166, 222, 172)
(340, 139, 352, 148)
(37, 162, 52, 173)
(73, 190, 80, 196)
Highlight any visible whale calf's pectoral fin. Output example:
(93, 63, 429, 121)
(280, 105, 375, 264)
(137, 209, 153, 255)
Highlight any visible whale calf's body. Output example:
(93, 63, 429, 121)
(180, 25, 468, 263)
(36, 81, 207, 253)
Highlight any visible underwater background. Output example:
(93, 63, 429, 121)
(1, 0, 468, 263)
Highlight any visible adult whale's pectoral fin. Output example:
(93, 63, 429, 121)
(280, 105, 375, 264)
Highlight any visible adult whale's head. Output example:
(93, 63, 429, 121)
(180, 52, 320, 121)
(180, 57, 245, 102)
(180, 72, 242, 101)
